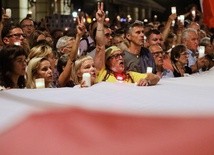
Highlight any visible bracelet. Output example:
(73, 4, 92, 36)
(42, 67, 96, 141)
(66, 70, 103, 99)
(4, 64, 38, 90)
(97, 29, 104, 31)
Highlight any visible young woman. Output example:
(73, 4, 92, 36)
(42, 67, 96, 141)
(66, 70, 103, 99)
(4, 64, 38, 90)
(0, 45, 27, 88)
(26, 57, 53, 88)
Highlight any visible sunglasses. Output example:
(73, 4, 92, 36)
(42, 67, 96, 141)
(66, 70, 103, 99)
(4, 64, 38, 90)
(110, 53, 125, 59)
(152, 51, 164, 57)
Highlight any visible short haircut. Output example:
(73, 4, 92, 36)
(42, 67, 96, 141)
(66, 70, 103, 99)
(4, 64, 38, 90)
(181, 28, 197, 42)
(125, 20, 144, 35)
(170, 44, 187, 63)
(145, 29, 161, 38)
(1, 21, 21, 41)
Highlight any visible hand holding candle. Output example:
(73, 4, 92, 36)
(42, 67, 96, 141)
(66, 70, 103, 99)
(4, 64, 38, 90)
(5, 8, 11, 18)
(171, 7, 176, 14)
(198, 46, 205, 58)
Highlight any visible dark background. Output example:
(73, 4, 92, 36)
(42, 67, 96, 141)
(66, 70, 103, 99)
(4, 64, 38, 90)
(153, 0, 201, 21)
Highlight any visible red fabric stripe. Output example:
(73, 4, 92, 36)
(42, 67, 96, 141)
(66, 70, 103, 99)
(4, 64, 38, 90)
(202, 0, 214, 28)
(1, 108, 214, 155)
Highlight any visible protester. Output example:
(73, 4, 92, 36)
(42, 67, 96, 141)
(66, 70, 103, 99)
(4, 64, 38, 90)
(0, 45, 27, 88)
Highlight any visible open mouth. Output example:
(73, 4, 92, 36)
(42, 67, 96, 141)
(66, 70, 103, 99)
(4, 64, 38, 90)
(91, 72, 96, 77)
(119, 61, 124, 66)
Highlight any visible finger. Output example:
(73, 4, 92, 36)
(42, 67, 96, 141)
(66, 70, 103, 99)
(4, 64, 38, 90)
(100, 2, 104, 11)
(77, 16, 80, 25)
(97, 2, 100, 10)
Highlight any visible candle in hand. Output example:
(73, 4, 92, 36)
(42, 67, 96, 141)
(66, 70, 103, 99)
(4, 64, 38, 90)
(146, 67, 153, 73)
(35, 78, 45, 88)
(82, 73, 91, 87)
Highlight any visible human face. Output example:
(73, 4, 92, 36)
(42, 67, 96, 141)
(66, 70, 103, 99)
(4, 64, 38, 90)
(61, 38, 75, 54)
(127, 26, 144, 47)
(150, 45, 164, 66)
(12, 55, 27, 76)
(112, 36, 123, 46)
(104, 28, 112, 47)
(78, 59, 97, 84)
(21, 19, 35, 37)
(147, 33, 164, 47)
(184, 31, 199, 52)
(178, 51, 188, 65)
(108, 50, 125, 74)
(47, 53, 57, 70)
(36, 60, 53, 87)
(4, 28, 25, 46)
(205, 43, 214, 56)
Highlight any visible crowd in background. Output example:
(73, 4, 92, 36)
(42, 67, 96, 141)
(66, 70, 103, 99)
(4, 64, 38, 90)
(0, 2, 213, 89)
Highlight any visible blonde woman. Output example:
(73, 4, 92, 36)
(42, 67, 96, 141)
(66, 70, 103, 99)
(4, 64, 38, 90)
(28, 44, 56, 70)
(71, 55, 97, 87)
(26, 57, 53, 88)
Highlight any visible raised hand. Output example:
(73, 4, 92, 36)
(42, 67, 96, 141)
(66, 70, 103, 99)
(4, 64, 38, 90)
(96, 2, 105, 23)
(76, 16, 86, 37)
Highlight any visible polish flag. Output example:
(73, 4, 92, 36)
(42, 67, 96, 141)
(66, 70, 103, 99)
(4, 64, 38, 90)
(200, 0, 214, 28)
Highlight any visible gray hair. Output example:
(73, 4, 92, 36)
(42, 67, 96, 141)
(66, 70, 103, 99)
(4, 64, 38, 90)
(200, 37, 210, 46)
(181, 28, 197, 43)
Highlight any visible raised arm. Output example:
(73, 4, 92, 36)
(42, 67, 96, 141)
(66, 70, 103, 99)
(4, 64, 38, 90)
(94, 2, 106, 72)
(162, 13, 177, 42)
(58, 17, 86, 87)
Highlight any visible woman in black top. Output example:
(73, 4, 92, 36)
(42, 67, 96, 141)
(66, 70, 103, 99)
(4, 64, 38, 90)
(170, 45, 192, 77)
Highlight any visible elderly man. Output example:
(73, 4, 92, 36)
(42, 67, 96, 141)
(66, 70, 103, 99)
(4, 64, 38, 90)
(181, 28, 205, 73)
(149, 44, 173, 78)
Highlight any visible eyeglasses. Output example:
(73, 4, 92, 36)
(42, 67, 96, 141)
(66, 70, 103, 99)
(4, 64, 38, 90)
(7, 33, 26, 39)
(151, 51, 164, 57)
(105, 33, 112, 37)
(110, 53, 125, 59)
(180, 52, 188, 56)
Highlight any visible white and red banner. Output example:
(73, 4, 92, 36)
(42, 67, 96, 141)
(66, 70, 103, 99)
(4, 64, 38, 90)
(200, 0, 214, 28)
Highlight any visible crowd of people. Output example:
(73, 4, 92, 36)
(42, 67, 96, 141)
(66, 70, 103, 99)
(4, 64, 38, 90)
(0, 2, 213, 89)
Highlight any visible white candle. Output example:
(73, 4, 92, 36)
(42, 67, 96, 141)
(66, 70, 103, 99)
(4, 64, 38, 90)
(147, 67, 153, 73)
(191, 10, 196, 17)
(198, 46, 205, 58)
(82, 73, 91, 87)
(171, 7, 176, 14)
(6, 8, 12, 18)
(35, 78, 45, 88)
(179, 15, 185, 25)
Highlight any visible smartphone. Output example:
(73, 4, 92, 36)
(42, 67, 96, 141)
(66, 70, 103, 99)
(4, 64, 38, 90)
(6, 8, 11, 18)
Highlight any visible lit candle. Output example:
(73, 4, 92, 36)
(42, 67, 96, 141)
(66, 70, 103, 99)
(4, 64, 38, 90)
(146, 67, 153, 73)
(198, 46, 205, 58)
(171, 7, 176, 14)
(179, 15, 185, 25)
(82, 73, 91, 87)
(35, 78, 45, 88)
(191, 10, 196, 17)
(6, 8, 12, 18)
